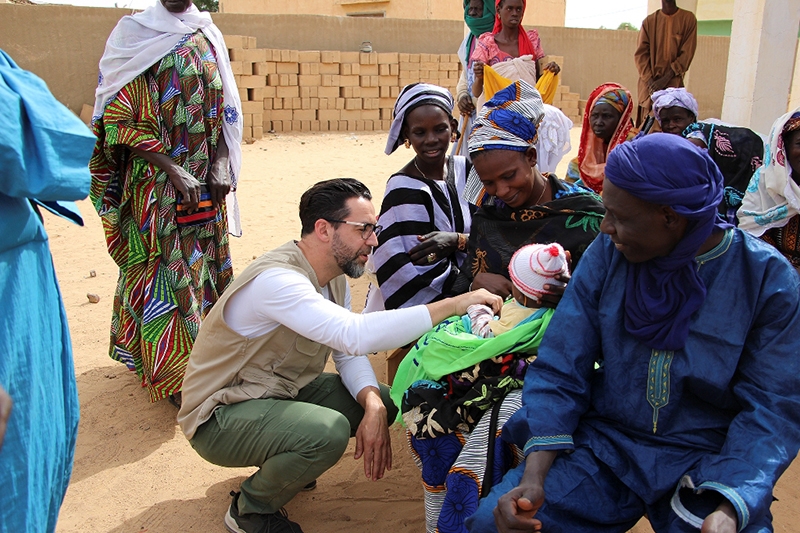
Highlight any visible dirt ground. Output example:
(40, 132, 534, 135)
(47, 130, 799, 532)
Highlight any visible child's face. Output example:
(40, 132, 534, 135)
(512, 285, 542, 309)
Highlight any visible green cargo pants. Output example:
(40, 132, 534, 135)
(189, 372, 398, 515)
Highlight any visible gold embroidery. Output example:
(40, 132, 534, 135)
(471, 249, 488, 276)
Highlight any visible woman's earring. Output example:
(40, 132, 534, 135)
(404, 139, 410, 149)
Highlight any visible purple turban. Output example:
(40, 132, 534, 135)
(605, 133, 731, 351)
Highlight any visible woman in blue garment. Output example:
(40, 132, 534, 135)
(0, 50, 95, 532)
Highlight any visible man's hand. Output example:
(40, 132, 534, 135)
(494, 484, 546, 533)
(648, 68, 675, 94)
(457, 94, 476, 116)
(472, 272, 514, 300)
(354, 387, 392, 481)
(0, 385, 12, 451)
(701, 500, 738, 533)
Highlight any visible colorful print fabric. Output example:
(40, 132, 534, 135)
(89, 31, 233, 401)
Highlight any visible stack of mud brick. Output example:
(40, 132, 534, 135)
(225, 35, 461, 138)
(542, 55, 583, 125)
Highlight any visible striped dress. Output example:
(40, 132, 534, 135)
(89, 31, 233, 402)
(371, 156, 472, 310)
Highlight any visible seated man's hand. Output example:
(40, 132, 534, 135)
(354, 387, 392, 481)
(409, 232, 459, 266)
(701, 500, 738, 533)
(0, 385, 11, 451)
(472, 272, 514, 300)
(494, 483, 545, 533)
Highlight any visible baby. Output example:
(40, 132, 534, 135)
(467, 242, 569, 338)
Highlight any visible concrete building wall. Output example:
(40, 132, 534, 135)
(0, 4, 728, 119)
(219, 0, 566, 26)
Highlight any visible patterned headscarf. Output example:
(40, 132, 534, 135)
(468, 80, 544, 154)
(651, 87, 699, 124)
(594, 88, 630, 115)
(605, 133, 730, 351)
(575, 83, 634, 194)
(492, 0, 536, 57)
(465, 81, 544, 204)
(385, 83, 455, 155)
(739, 109, 800, 236)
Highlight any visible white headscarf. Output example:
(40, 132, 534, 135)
(738, 108, 800, 237)
(651, 87, 699, 124)
(94, 1, 243, 236)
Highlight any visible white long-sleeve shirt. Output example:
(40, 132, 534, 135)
(224, 268, 433, 400)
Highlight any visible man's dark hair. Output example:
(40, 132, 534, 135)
(299, 178, 372, 236)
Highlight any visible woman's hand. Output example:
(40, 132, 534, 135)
(471, 272, 514, 299)
(457, 94, 476, 116)
(409, 232, 459, 266)
(207, 159, 231, 208)
(208, 134, 231, 207)
(473, 61, 485, 82)
(543, 61, 561, 75)
(167, 166, 202, 214)
(538, 251, 572, 308)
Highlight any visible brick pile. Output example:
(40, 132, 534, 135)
(225, 35, 461, 139)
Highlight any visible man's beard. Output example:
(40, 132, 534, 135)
(332, 233, 370, 278)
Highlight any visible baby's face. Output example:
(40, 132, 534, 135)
(512, 285, 542, 309)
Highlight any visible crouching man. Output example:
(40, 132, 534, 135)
(178, 178, 502, 533)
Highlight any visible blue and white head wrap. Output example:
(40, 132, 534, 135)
(385, 83, 455, 155)
(468, 80, 545, 154)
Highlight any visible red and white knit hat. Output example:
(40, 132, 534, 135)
(508, 243, 569, 299)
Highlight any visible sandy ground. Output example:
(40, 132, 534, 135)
(47, 130, 799, 532)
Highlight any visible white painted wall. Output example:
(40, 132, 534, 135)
(721, 0, 800, 133)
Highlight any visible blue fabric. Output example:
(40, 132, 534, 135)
(605, 133, 731, 350)
(465, 446, 774, 532)
(501, 230, 800, 530)
(0, 49, 94, 532)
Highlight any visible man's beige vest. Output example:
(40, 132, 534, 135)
(177, 240, 347, 439)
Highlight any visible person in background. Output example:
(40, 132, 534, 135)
(467, 134, 800, 533)
(739, 108, 800, 270)
(90, 0, 242, 406)
(565, 83, 634, 194)
(470, 0, 560, 104)
(634, 0, 697, 127)
(453, 0, 496, 157)
(652, 87, 764, 223)
(0, 49, 95, 533)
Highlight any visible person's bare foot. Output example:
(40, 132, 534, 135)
(168, 392, 182, 409)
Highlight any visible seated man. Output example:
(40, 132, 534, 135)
(177, 178, 501, 533)
(466, 134, 800, 533)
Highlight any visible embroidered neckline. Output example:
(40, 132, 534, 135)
(696, 228, 733, 267)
